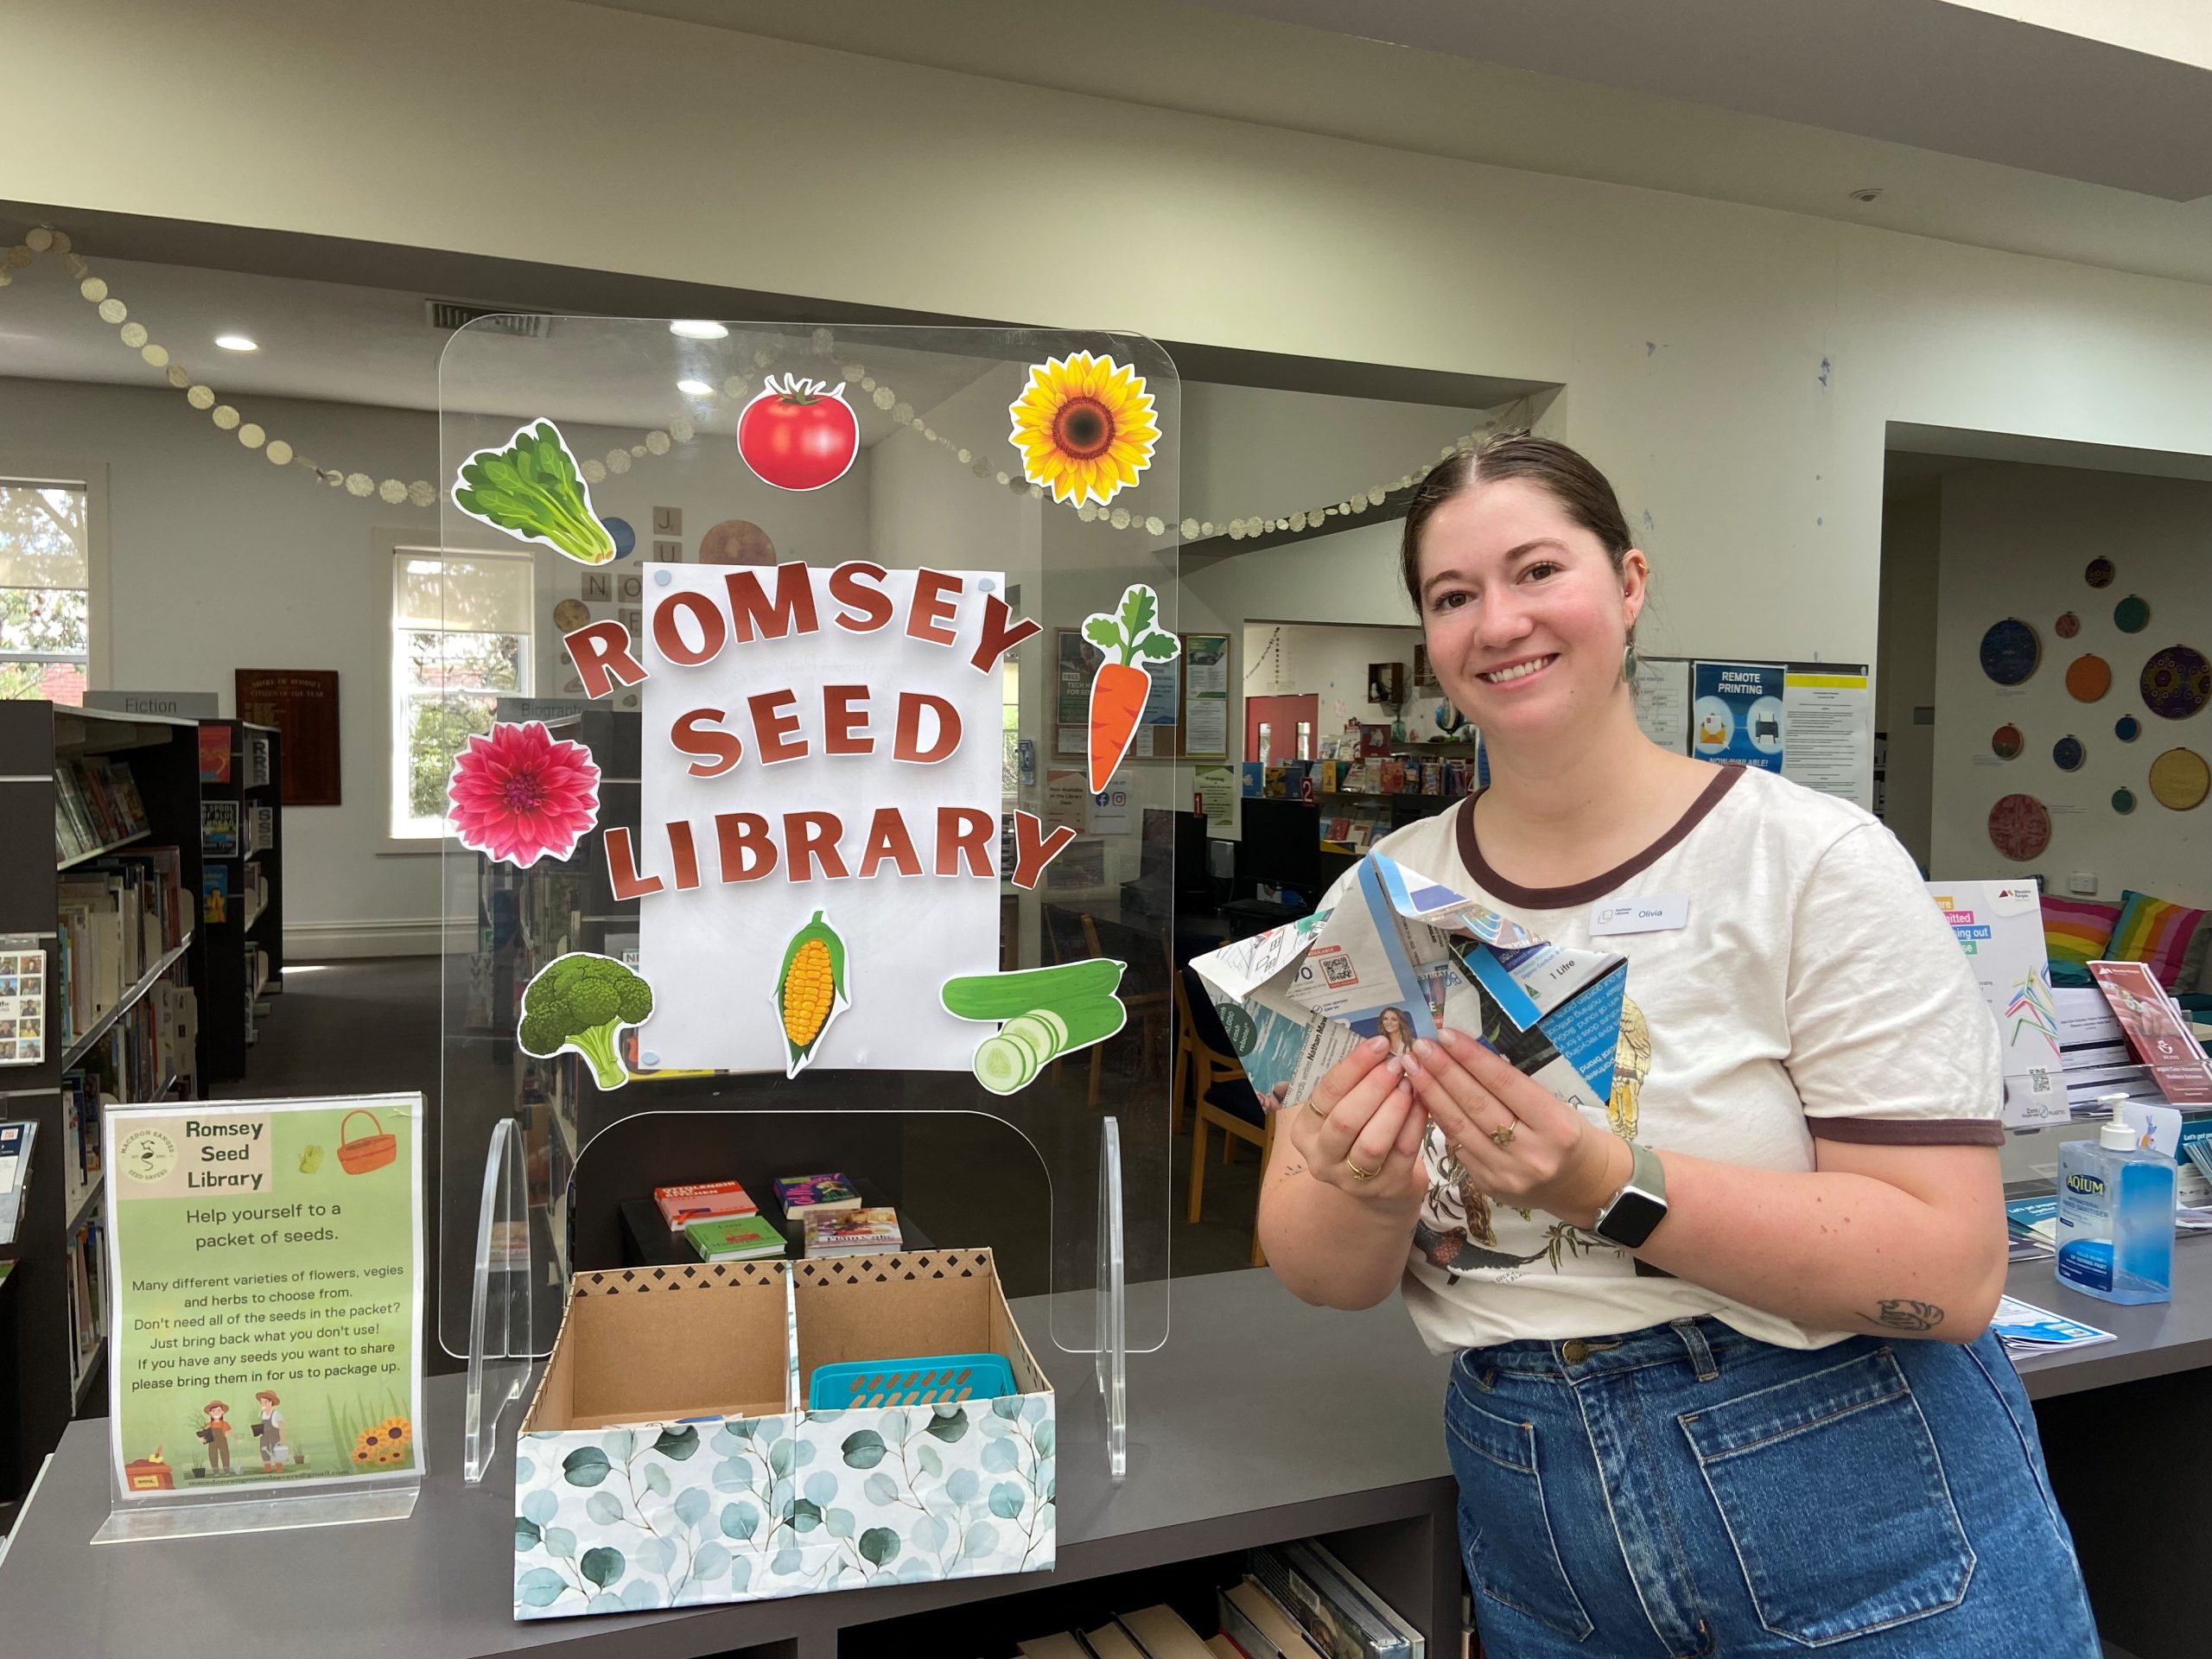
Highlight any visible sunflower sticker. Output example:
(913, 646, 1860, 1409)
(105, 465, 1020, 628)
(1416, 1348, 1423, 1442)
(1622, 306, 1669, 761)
(1008, 352, 1158, 507)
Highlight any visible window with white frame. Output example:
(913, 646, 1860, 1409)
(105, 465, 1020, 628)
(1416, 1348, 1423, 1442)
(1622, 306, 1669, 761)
(391, 549, 534, 839)
(0, 480, 92, 704)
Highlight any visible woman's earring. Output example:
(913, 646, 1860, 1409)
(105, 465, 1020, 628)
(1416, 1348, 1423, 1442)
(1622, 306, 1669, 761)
(1621, 638, 1640, 684)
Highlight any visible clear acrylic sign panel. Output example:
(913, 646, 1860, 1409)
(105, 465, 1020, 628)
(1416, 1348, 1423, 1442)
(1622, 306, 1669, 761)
(435, 320, 1179, 1361)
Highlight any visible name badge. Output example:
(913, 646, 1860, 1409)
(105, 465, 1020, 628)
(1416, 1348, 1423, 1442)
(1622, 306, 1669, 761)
(1590, 894, 1688, 937)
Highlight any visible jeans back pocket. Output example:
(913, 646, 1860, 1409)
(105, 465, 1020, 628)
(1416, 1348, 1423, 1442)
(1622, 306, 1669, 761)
(1677, 1345, 1974, 1647)
(1446, 1380, 1592, 1642)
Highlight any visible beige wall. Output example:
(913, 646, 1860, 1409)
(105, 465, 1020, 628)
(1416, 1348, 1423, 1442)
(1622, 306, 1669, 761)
(1876, 486, 1942, 871)
(1930, 461, 2212, 905)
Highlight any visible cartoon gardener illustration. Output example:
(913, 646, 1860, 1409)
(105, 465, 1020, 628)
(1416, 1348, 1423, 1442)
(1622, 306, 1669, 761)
(199, 1399, 233, 1474)
(252, 1389, 293, 1471)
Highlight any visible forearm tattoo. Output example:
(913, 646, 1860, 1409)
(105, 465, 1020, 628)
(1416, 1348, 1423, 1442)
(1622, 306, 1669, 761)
(1869, 1299, 1946, 1332)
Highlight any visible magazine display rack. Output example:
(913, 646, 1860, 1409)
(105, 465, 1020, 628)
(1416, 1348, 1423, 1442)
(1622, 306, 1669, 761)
(437, 320, 1179, 1486)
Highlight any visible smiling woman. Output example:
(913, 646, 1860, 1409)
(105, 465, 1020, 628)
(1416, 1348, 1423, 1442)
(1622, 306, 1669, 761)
(1255, 434, 2100, 1658)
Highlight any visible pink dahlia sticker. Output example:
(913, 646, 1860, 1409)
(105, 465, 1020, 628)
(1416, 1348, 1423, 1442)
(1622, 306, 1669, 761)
(447, 720, 601, 868)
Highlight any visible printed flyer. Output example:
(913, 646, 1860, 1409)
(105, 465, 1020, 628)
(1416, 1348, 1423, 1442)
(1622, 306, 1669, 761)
(103, 1094, 423, 1501)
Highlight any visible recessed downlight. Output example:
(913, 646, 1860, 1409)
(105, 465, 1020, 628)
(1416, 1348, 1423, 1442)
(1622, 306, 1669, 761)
(677, 378, 714, 396)
(215, 334, 259, 352)
(668, 320, 728, 340)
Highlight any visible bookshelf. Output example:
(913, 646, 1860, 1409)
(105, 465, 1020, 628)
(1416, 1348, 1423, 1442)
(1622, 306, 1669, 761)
(192, 719, 284, 1084)
(0, 701, 206, 1509)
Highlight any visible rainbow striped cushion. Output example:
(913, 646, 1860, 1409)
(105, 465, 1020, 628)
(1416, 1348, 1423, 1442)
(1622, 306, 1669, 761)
(2042, 896, 2119, 969)
(2108, 889, 2212, 989)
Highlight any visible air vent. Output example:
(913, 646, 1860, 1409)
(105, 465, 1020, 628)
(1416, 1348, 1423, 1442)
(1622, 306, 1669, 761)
(424, 300, 548, 338)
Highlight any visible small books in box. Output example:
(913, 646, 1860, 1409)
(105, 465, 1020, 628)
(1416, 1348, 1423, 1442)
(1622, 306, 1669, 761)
(654, 1177, 757, 1233)
(774, 1171, 861, 1216)
(802, 1205, 901, 1257)
(684, 1212, 785, 1262)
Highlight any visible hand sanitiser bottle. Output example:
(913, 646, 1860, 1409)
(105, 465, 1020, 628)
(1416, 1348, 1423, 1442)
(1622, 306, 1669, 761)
(2056, 1115, 2174, 1304)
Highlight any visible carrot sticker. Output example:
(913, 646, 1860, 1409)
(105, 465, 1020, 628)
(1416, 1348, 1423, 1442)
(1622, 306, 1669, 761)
(1083, 583, 1179, 791)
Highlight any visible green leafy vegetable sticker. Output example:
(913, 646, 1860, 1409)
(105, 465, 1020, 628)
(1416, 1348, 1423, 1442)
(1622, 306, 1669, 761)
(452, 419, 617, 565)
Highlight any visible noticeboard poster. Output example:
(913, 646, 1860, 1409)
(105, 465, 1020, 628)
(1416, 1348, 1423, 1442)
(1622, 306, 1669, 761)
(103, 1095, 424, 1503)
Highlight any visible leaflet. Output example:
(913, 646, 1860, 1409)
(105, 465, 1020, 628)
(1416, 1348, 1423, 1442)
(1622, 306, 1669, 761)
(1190, 851, 1630, 1117)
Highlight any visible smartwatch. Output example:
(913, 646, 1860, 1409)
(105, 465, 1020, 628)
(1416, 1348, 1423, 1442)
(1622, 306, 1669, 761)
(1592, 1141, 1669, 1249)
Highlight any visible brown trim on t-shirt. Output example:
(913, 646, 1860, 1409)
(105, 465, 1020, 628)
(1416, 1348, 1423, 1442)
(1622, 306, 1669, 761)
(1455, 763, 1745, 910)
(1806, 1116, 2006, 1147)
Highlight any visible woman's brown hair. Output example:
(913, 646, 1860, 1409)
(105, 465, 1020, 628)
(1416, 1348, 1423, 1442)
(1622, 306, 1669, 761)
(1398, 433, 1634, 613)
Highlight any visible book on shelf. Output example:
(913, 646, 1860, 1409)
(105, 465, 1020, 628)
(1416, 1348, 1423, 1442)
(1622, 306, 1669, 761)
(52, 753, 152, 861)
(684, 1212, 786, 1262)
(0, 943, 48, 1067)
(1117, 1605, 1217, 1658)
(246, 729, 274, 789)
(802, 1206, 901, 1257)
(0, 1119, 36, 1247)
(198, 722, 232, 782)
(1220, 1580, 1327, 1659)
(654, 1178, 758, 1234)
(1249, 1539, 1422, 1659)
(774, 1172, 862, 1217)
(67, 1208, 107, 1371)
(200, 799, 240, 857)
(54, 849, 188, 1045)
(245, 802, 276, 856)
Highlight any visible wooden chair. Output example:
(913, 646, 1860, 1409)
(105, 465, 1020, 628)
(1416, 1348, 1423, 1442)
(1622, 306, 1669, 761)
(1179, 968, 1271, 1266)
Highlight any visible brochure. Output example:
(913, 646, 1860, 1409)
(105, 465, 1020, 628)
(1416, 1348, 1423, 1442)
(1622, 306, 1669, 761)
(1190, 850, 1630, 1120)
(2087, 961, 2212, 1107)
(1988, 1294, 2115, 1357)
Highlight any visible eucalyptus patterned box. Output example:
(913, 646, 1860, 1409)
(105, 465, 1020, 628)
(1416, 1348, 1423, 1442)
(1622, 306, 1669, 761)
(513, 1249, 1054, 1619)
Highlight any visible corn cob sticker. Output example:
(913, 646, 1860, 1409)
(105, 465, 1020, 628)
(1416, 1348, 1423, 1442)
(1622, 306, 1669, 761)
(774, 909, 849, 1077)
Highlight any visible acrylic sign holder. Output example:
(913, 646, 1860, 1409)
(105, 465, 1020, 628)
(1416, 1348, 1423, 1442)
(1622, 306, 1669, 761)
(437, 320, 1179, 1482)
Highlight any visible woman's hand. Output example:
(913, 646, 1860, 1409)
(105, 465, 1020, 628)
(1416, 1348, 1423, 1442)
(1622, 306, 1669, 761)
(1403, 1027, 1630, 1225)
(1282, 1034, 1432, 1206)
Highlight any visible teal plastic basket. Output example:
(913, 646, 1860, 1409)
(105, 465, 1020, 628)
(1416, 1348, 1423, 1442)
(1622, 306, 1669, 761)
(806, 1352, 1015, 1409)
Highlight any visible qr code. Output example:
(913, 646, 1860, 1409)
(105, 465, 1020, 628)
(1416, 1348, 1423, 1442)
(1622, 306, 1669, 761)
(1319, 954, 1357, 987)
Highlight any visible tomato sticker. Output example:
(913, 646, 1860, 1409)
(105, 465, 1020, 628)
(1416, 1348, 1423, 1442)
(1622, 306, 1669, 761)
(736, 374, 860, 492)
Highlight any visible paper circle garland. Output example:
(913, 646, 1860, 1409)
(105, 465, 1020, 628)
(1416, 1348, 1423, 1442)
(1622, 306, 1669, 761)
(2115, 715, 2141, 742)
(2148, 748, 2209, 811)
(2113, 594, 2152, 633)
(2140, 645, 2212, 720)
(2085, 556, 2115, 588)
(2054, 612, 2080, 639)
(1988, 793, 2053, 861)
(2052, 735, 2085, 772)
(1979, 619, 2040, 686)
(2113, 788, 2137, 816)
(2063, 654, 2111, 702)
(1991, 724, 2024, 760)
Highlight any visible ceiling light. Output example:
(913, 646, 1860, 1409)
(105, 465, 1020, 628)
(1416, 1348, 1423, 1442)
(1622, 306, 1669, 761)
(668, 320, 728, 340)
(677, 378, 714, 396)
(215, 334, 259, 352)
(1847, 186, 1884, 204)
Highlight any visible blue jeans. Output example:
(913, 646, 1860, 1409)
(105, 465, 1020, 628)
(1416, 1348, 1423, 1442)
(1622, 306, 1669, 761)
(1446, 1320, 2099, 1656)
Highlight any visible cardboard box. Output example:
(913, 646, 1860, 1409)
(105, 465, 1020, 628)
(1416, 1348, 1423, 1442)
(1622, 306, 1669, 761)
(514, 1249, 1054, 1619)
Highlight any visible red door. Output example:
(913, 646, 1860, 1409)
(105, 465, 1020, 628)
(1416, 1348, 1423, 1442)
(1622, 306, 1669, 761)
(1245, 694, 1319, 764)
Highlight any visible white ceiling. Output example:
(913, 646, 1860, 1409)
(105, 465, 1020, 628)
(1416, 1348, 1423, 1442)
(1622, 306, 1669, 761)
(582, 0, 2212, 287)
(0, 250, 1000, 438)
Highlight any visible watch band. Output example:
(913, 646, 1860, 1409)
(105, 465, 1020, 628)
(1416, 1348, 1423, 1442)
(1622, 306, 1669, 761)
(1592, 1141, 1668, 1249)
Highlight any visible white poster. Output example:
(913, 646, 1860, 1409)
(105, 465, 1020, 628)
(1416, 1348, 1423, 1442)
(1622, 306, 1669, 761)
(1782, 668, 1872, 810)
(632, 563, 1012, 1071)
(1929, 880, 2065, 1127)
(1631, 658, 1691, 753)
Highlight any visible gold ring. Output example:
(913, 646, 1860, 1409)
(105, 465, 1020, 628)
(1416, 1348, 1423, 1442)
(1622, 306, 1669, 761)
(1306, 1096, 1330, 1119)
(1344, 1156, 1378, 1182)
(1489, 1123, 1517, 1148)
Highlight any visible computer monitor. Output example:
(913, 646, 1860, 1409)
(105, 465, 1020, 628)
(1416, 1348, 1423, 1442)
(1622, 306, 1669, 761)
(1141, 807, 1210, 897)
(1239, 797, 1322, 904)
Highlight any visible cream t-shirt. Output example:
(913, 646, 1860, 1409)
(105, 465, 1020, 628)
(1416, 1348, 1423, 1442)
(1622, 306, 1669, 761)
(1325, 764, 2002, 1355)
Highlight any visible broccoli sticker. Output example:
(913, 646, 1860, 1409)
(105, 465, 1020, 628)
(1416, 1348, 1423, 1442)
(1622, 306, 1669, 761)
(517, 951, 655, 1090)
(451, 418, 618, 566)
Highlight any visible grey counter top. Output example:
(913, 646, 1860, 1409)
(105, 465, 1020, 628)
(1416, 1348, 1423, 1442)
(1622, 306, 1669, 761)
(4, 1254, 2206, 1657)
